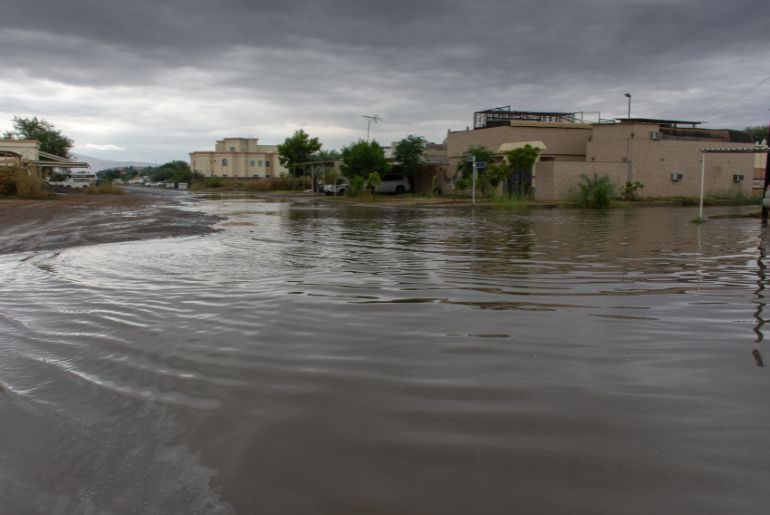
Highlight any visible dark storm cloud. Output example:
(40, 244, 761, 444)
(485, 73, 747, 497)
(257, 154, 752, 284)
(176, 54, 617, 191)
(2, 0, 769, 160)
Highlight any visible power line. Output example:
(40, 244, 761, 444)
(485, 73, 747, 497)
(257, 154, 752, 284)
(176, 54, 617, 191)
(708, 74, 770, 116)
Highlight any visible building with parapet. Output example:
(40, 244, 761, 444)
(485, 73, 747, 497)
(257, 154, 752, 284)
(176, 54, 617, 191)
(189, 137, 288, 178)
(446, 107, 762, 201)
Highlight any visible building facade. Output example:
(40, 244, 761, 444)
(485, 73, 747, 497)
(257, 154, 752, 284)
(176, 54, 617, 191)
(189, 138, 288, 178)
(445, 112, 760, 201)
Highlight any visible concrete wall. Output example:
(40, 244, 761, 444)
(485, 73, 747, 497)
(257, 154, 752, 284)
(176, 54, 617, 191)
(586, 123, 755, 198)
(631, 140, 754, 198)
(535, 161, 628, 201)
(447, 122, 591, 164)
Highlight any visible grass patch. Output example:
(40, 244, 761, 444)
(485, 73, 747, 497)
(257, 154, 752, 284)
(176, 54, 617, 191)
(649, 191, 759, 207)
(191, 177, 311, 192)
(492, 195, 531, 209)
(85, 182, 125, 195)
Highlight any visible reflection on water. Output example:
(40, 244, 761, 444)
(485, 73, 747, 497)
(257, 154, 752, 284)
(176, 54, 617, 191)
(1, 201, 769, 514)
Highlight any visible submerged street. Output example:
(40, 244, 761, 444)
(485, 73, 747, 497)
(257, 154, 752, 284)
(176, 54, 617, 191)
(1, 196, 769, 514)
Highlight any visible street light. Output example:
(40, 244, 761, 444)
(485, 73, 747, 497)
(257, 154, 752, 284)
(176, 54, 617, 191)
(624, 93, 632, 118)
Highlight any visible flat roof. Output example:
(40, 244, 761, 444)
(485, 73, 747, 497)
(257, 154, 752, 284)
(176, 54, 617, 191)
(700, 146, 769, 153)
(616, 117, 703, 126)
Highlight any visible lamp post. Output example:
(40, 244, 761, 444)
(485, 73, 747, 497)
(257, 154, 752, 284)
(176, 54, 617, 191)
(761, 116, 770, 224)
(624, 93, 632, 118)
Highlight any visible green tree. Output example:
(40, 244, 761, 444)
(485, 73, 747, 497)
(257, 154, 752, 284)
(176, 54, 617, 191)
(455, 145, 494, 193)
(277, 129, 322, 176)
(148, 160, 198, 183)
(394, 134, 426, 181)
(744, 125, 769, 144)
(315, 149, 341, 161)
(500, 144, 539, 197)
(3, 116, 74, 158)
(340, 139, 389, 179)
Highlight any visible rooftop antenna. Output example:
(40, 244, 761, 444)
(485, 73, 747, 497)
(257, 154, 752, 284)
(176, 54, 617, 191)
(362, 114, 381, 141)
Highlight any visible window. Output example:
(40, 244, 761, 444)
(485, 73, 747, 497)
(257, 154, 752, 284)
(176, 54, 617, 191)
(229, 146, 236, 151)
(250, 160, 255, 166)
(265, 160, 270, 167)
(258, 160, 263, 167)
(222, 158, 228, 166)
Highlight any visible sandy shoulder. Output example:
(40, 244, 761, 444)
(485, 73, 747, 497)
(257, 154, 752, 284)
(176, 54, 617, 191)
(0, 191, 221, 255)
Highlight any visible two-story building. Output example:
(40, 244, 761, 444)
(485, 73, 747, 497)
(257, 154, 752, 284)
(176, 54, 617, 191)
(189, 138, 288, 178)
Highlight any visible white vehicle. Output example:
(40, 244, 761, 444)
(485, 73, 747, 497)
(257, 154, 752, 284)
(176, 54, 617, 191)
(374, 174, 411, 194)
(46, 172, 97, 189)
(323, 179, 348, 195)
(763, 186, 770, 209)
(322, 174, 411, 195)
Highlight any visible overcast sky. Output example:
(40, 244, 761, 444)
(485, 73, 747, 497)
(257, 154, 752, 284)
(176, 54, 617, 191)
(2, 0, 769, 163)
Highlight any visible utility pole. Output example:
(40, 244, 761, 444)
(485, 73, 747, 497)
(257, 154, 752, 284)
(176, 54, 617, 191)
(362, 114, 381, 142)
(624, 93, 632, 118)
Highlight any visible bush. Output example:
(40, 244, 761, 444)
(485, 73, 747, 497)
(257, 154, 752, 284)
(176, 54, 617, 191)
(349, 176, 366, 196)
(564, 174, 615, 209)
(0, 169, 54, 199)
(204, 177, 224, 188)
(366, 172, 381, 194)
(621, 181, 644, 201)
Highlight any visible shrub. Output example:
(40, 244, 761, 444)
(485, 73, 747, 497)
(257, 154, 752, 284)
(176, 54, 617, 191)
(565, 173, 615, 209)
(205, 177, 224, 188)
(621, 181, 644, 201)
(1, 169, 54, 199)
(349, 176, 366, 196)
(366, 172, 381, 194)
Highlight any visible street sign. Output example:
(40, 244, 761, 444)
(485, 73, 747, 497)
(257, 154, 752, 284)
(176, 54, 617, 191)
(465, 155, 475, 163)
(475, 161, 487, 169)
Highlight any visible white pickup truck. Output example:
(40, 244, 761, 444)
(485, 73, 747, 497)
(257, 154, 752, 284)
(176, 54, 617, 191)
(322, 174, 411, 195)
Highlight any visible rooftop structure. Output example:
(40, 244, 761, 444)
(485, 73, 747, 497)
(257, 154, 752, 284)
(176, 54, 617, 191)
(473, 106, 593, 129)
(615, 118, 702, 129)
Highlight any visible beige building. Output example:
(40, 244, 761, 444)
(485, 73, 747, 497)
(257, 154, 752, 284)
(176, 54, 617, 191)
(189, 137, 288, 178)
(0, 139, 88, 176)
(446, 109, 761, 201)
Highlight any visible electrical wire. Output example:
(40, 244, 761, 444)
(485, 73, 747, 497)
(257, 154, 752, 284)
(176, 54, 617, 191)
(708, 74, 770, 116)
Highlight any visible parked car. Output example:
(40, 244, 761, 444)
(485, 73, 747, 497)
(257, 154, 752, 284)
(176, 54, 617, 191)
(374, 174, 411, 194)
(764, 186, 770, 209)
(323, 179, 349, 196)
(322, 174, 411, 195)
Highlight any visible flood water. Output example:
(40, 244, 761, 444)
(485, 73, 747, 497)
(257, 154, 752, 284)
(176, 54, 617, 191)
(1, 197, 769, 514)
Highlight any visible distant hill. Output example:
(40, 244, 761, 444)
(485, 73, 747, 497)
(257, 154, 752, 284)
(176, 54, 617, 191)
(72, 153, 159, 172)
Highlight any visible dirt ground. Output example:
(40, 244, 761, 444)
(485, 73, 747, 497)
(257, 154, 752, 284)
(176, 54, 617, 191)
(0, 190, 221, 255)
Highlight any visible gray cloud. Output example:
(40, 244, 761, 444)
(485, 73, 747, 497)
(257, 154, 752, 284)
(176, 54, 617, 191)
(2, 0, 769, 161)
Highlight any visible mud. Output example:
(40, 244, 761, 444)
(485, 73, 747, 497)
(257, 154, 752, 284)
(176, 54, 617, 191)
(0, 190, 221, 255)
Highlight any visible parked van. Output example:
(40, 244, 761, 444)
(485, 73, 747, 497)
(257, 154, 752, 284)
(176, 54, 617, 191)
(46, 172, 97, 189)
